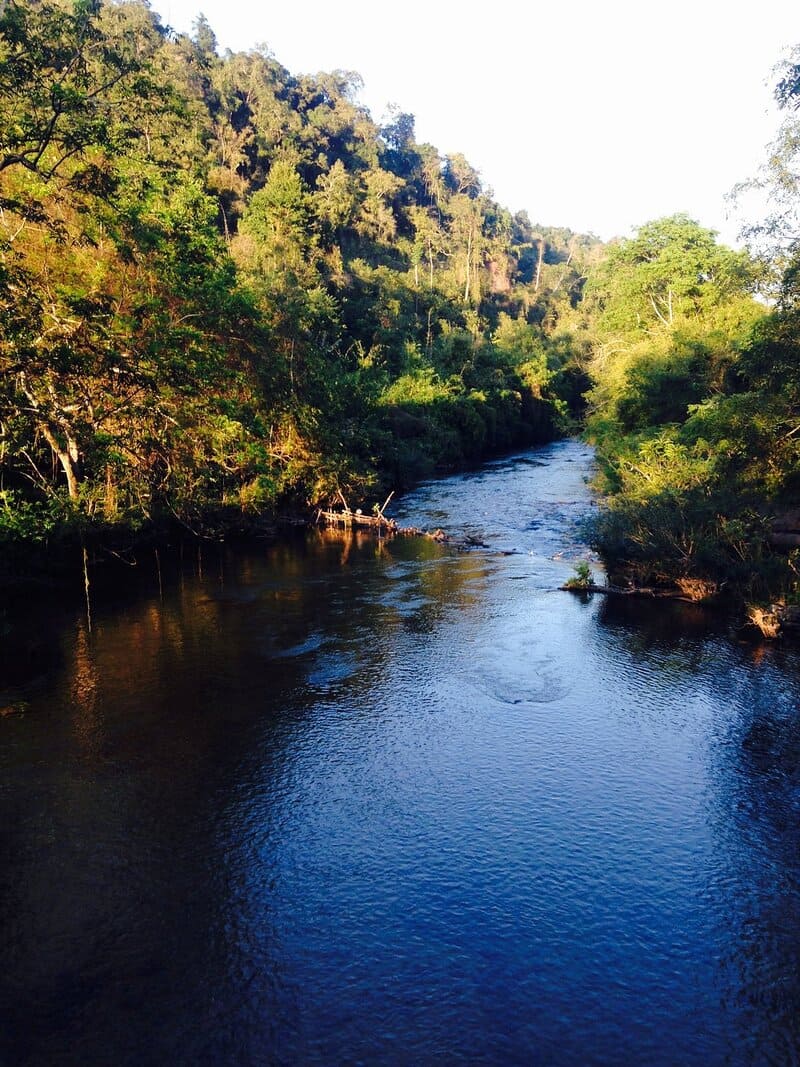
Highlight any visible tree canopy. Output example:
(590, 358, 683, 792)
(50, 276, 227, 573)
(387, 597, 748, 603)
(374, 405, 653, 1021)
(0, 0, 596, 562)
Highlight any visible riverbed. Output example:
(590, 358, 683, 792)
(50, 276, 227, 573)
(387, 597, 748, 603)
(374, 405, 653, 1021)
(1, 439, 799, 1065)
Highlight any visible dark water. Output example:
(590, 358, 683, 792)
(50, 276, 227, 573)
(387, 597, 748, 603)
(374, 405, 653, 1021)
(2, 440, 800, 1066)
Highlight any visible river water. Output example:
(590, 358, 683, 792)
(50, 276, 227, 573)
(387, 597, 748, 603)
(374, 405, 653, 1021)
(1, 439, 799, 1065)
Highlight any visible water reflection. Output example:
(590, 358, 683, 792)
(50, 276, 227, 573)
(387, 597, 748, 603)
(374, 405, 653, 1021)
(1, 441, 799, 1065)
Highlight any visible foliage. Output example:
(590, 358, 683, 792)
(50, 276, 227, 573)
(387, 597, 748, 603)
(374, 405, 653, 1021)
(5, 0, 800, 618)
(734, 43, 800, 264)
(563, 560, 593, 590)
(582, 195, 800, 600)
(0, 0, 593, 558)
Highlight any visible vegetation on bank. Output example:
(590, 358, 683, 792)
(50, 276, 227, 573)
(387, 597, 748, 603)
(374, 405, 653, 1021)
(0, 0, 596, 578)
(575, 49, 800, 619)
(4, 0, 800, 622)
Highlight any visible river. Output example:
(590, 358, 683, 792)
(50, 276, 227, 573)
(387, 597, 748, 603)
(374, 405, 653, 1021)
(1, 439, 799, 1065)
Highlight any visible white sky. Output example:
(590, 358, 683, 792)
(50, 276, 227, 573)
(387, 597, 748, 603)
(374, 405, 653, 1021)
(153, 0, 800, 246)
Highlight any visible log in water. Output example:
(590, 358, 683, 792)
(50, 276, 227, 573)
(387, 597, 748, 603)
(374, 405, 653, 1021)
(1, 440, 799, 1065)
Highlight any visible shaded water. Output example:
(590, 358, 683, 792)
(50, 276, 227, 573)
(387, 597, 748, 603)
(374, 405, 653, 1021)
(2, 440, 799, 1065)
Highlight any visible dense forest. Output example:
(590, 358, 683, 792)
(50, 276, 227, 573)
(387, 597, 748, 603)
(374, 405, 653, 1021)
(0, 0, 598, 570)
(3, 0, 800, 622)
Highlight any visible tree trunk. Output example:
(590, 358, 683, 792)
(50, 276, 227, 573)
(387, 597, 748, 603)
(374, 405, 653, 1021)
(534, 238, 545, 292)
(40, 423, 81, 501)
(464, 228, 472, 304)
(553, 241, 575, 293)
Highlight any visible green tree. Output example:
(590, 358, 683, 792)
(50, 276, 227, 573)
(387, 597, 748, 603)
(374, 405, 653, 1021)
(584, 216, 759, 430)
(238, 160, 317, 281)
(0, 0, 168, 179)
(586, 215, 754, 335)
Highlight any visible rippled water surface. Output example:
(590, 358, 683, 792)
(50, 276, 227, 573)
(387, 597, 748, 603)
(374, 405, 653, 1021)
(2, 440, 800, 1065)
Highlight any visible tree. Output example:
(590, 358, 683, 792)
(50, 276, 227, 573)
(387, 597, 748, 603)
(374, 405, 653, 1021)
(586, 215, 754, 335)
(356, 167, 401, 243)
(583, 216, 761, 441)
(448, 193, 484, 303)
(0, 0, 167, 179)
(735, 43, 800, 261)
(192, 13, 217, 57)
(314, 159, 357, 237)
(0, 0, 581, 548)
(379, 105, 418, 179)
(443, 153, 481, 198)
(239, 160, 314, 272)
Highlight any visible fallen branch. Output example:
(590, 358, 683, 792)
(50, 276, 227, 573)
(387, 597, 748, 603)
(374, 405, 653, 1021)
(315, 509, 486, 549)
(316, 507, 398, 533)
(560, 581, 714, 602)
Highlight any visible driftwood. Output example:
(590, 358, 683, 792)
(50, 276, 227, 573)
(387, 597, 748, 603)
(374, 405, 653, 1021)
(317, 490, 398, 533)
(561, 582, 715, 603)
(315, 493, 487, 549)
(563, 582, 655, 597)
(316, 512, 484, 548)
(316, 507, 399, 534)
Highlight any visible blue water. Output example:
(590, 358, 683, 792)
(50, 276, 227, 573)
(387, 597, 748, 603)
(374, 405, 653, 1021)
(1, 440, 799, 1065)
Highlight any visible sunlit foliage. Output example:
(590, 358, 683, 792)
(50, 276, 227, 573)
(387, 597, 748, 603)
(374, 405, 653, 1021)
(0, 0, 595, 562)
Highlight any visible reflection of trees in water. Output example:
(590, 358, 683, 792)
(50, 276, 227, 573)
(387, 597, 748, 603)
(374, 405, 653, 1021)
(597, 594, 729, 651)
(16, 522, 800, 1063)
(595, 599, 800, 1062)
(0, 532, 493, 1064)
(592, 595, 734, 707)
(11, 530, 490, 775)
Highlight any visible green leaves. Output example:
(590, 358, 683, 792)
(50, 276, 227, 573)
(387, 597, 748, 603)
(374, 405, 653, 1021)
(0, 0, 590, 548)
(0, 0, 165, 179)
(586, 215, 755, 337)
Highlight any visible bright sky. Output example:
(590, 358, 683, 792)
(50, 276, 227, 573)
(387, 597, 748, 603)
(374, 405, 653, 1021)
(153, 0, 800, 246)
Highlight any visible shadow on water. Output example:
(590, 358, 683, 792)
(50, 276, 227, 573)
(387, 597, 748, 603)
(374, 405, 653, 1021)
(591, 593, 800, 1064)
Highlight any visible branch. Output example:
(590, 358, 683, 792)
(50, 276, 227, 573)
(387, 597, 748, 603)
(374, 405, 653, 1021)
(18, 449, 52, 494)
(648, 294, 671, 327)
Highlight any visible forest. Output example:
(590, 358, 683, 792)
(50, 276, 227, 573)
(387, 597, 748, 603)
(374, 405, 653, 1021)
(2, 0, 800, 619)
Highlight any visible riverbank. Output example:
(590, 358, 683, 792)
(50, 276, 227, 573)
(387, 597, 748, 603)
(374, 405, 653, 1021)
(0, 412, 566, 595)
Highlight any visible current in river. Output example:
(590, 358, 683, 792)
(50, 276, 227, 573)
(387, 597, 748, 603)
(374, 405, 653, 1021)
(1, 439, 799, 1065)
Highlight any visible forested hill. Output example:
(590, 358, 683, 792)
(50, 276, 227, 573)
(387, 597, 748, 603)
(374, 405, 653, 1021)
(7, 0, 800, 621)
(0, 0, 600, 559)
